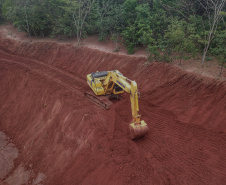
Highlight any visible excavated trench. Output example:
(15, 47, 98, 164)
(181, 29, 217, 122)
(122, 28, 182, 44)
(0, 33, 226, 185)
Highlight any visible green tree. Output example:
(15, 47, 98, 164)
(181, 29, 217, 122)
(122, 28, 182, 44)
(198, 0, 226, 63)
(122, 1, 152, 54)
(123, 0, 138, 24)
(4, 0, 34, 40)
(71, 0, 96, 46)
(165, 18, 198, 65)
(3, 0, 53, 38)
(149, 8, 169, 40)
(95, 0, 125, 44)
(0, 0, 5, 23)
(50, 0, 76, 38)
(95, 0, 112, 41)
(211, 30, 226, 76)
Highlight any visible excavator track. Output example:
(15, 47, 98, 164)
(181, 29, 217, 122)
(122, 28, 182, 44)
(84, 91, 113, 110)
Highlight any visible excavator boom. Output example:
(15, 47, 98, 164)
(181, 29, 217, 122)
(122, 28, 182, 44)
(85, 70, 148, 139)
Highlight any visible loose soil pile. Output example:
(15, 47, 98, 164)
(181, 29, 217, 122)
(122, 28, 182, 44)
(0, 31, 226, 185)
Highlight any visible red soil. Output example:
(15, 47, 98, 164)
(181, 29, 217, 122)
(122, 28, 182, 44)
(0, 29, 226, 185)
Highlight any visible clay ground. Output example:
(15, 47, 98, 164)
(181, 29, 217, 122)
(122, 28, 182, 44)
(0, 25, 226, 185)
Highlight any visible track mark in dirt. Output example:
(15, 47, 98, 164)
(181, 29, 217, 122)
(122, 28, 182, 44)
(0, 49, 89, 99)
(1, 58, 79, 93)
(0, 49, 85, 86)
(136, 105, 226, 185)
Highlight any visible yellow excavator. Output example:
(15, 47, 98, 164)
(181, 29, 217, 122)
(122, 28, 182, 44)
(85, 70, 148, 139)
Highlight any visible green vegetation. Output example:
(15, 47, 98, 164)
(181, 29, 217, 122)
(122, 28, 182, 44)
(0, 0, 4, 24)
(211, 30, 226, 76)
(0, 0, 226, 73)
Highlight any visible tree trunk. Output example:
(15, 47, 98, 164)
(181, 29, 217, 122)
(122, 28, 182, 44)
(73, 0, 95, 46)
(114, 35, 119, 51)
(76, 28, 83, 46)
(201, 46, 209, 63)
(201, 25, 214, 63)
(25, 10, 32, 42)
(179, 42, 183, 66)
(77, 30, 80, 46)
(199, 0, 226, 63)
(219, 60, 225, 76)
(115, 39, 118, 51)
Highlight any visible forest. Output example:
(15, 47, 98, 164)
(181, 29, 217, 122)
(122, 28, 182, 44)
(0, 0, 225, 73)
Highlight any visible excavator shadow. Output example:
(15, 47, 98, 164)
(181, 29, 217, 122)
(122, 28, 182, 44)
(84, 90, 123, 110)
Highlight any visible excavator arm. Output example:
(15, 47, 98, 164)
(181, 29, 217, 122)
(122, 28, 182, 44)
(103, 71, 149, 139)
(103, 71, 139, 120)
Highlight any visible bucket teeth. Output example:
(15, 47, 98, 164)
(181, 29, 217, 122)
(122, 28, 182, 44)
(129, 120, 149, 139)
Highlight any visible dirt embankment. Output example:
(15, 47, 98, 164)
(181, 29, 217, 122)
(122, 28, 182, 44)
(0, 30, 226, 185)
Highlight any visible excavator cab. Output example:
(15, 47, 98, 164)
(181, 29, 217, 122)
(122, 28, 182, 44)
(91, 71, 108, 79)
(85, 70, 148, 139)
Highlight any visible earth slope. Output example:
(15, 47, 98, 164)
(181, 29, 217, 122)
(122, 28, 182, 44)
(0, 32, 226, 185)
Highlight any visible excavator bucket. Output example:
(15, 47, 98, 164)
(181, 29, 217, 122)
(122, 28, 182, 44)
(129, 120, 149, 139)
